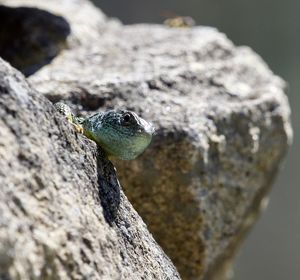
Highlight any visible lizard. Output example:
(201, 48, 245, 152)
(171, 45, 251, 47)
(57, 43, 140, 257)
(54, 102, 155, 160)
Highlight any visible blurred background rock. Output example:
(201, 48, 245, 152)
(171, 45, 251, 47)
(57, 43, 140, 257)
(92, 0, 299, 279)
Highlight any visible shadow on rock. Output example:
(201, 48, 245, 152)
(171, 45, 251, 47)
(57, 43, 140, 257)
(96, 147, 121, 225)
(0, 5, 70, 76)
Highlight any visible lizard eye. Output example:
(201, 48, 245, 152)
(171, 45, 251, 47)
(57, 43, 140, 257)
(122, 113, 132, 125)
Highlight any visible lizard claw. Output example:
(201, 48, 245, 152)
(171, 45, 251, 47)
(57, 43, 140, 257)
(54, 102, 84, 134)
(71, 123, 84, 134)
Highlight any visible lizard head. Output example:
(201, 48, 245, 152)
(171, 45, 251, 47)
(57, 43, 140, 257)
(83, 109, 155, 160)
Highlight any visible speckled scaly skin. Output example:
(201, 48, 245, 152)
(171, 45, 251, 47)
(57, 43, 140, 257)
(54, 102, 154, 160)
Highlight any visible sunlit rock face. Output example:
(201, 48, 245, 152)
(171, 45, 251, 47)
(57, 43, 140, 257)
(0, 0, 292, 279)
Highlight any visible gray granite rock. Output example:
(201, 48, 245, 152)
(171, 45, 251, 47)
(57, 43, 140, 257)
(0, 58, 180, 279)
(0, 0, 292, 279)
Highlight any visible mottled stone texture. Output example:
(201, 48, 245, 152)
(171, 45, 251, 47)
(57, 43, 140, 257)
(0, 0, 292, 280)
(0, 58, 180, 279)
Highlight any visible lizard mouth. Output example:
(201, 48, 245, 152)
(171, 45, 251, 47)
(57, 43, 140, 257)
(144, 123, 155, 135)
(138, 118, 155, 136)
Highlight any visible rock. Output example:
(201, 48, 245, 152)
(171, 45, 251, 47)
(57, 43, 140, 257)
(0, 58, 180, 279)
(0, 5, 70, 76)
(0, 0, 292, 280)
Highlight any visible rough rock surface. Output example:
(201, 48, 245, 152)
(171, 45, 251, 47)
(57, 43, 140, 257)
(0, 0, 292, 280)
(0, 59, 180, 279)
